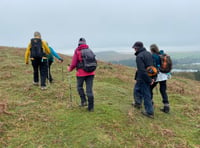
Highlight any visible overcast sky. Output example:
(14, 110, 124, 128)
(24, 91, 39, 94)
(0, 0, 200, 54)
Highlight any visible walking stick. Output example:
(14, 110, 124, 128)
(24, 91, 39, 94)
(67, 64, 72, 105)
(156, 85, 159, 95)
(62, 64, 64, 81)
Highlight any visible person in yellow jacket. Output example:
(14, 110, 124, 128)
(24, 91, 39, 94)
(25, 31, 51, 90)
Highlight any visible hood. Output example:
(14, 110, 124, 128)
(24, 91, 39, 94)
(77, 44, 89, 51)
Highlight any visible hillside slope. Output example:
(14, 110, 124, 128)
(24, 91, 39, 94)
(0, 46, 199, 148)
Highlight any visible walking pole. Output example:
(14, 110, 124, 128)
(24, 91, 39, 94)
(156, 85, 158, 95)
(62, 64, 64, 81)
(67, 64, 72, 106)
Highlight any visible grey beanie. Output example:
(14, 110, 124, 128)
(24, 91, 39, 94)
(78, 37, 86, 45)
(34, 31, 41, 37)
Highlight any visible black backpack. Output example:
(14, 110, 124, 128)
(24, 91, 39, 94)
(30, 38, 44, 58)
(77, 48, 97, 72)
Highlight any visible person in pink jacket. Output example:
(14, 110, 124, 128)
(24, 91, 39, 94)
(68, 38, 95, 112)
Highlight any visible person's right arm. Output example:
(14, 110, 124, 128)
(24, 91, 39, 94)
(68, 50, 78, 71)
(25, 42, 31, 64)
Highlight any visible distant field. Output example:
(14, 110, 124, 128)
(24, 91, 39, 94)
(169, 51, 200, 59)
(96, 50, 200, 71)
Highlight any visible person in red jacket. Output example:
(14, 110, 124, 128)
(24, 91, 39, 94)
(67, 38, 95, 111)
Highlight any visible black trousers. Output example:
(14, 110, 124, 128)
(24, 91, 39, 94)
(150, 80, 169, 105)
(47, 60, 53, 82)
(31, 58, 48, 87)
(77, 75, 94, 110)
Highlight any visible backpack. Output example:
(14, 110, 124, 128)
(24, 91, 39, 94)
(146, 65, 158, 77)
(159, 53, 172, 73)
(77, 48, 97, 72)
(30, 38, 44, 58)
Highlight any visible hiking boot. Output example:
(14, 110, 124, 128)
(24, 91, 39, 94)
(160, 106, 170, 113)
(141, 111, 154, 119)
(132, 103, 142, 109)
(33, 82, 39, 86)
(41, 86, 47, 90)
(88, 108, 94, 112)
(79, 102, 87, 107)
(49, 79, 53, 83)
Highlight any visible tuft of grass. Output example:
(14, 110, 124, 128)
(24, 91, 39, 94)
(0, 46, 199, 148)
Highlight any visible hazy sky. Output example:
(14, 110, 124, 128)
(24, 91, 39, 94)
(0, 0, 200, 54)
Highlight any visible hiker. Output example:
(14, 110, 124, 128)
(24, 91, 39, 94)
(67, 38, 96, 112)
(47, 45, 63, 83)
(132, 41, 155, 118)
(25, 31, 51, 90)
(150, 44, 171, 113)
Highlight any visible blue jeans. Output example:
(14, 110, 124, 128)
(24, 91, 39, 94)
(77, 75, 94, 110)
(134, 80, 154, 114)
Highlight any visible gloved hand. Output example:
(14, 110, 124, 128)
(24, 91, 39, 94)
(60, 59, 64, 62)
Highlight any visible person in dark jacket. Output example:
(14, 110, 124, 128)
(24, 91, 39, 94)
(132, 41, 155, 118)
(67, 38, 95, 112)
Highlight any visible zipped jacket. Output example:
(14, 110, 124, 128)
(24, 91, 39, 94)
(135, 48, 153, 83)
(69, 44, 95, 77)
(47, 46, 63, 62)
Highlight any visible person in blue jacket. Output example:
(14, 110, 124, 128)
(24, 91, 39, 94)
(47, 46, 63, 83)
(150, 44, 171, 113)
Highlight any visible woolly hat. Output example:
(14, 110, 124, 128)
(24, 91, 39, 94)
(132, 41, 143, 49)
(34, 31, 41, 37)
(78, 38, 86, 45)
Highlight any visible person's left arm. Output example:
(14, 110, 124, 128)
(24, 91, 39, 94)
(49, 47, 63, 61)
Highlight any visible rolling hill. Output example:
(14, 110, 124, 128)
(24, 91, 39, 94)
(0, 46, 199, 148)
(95, 50, 200, 71)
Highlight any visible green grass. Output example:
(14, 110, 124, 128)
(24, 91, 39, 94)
(0, 46, 200, 148)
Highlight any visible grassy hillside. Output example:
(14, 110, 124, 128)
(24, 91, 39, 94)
(0, 46, 200, 148)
